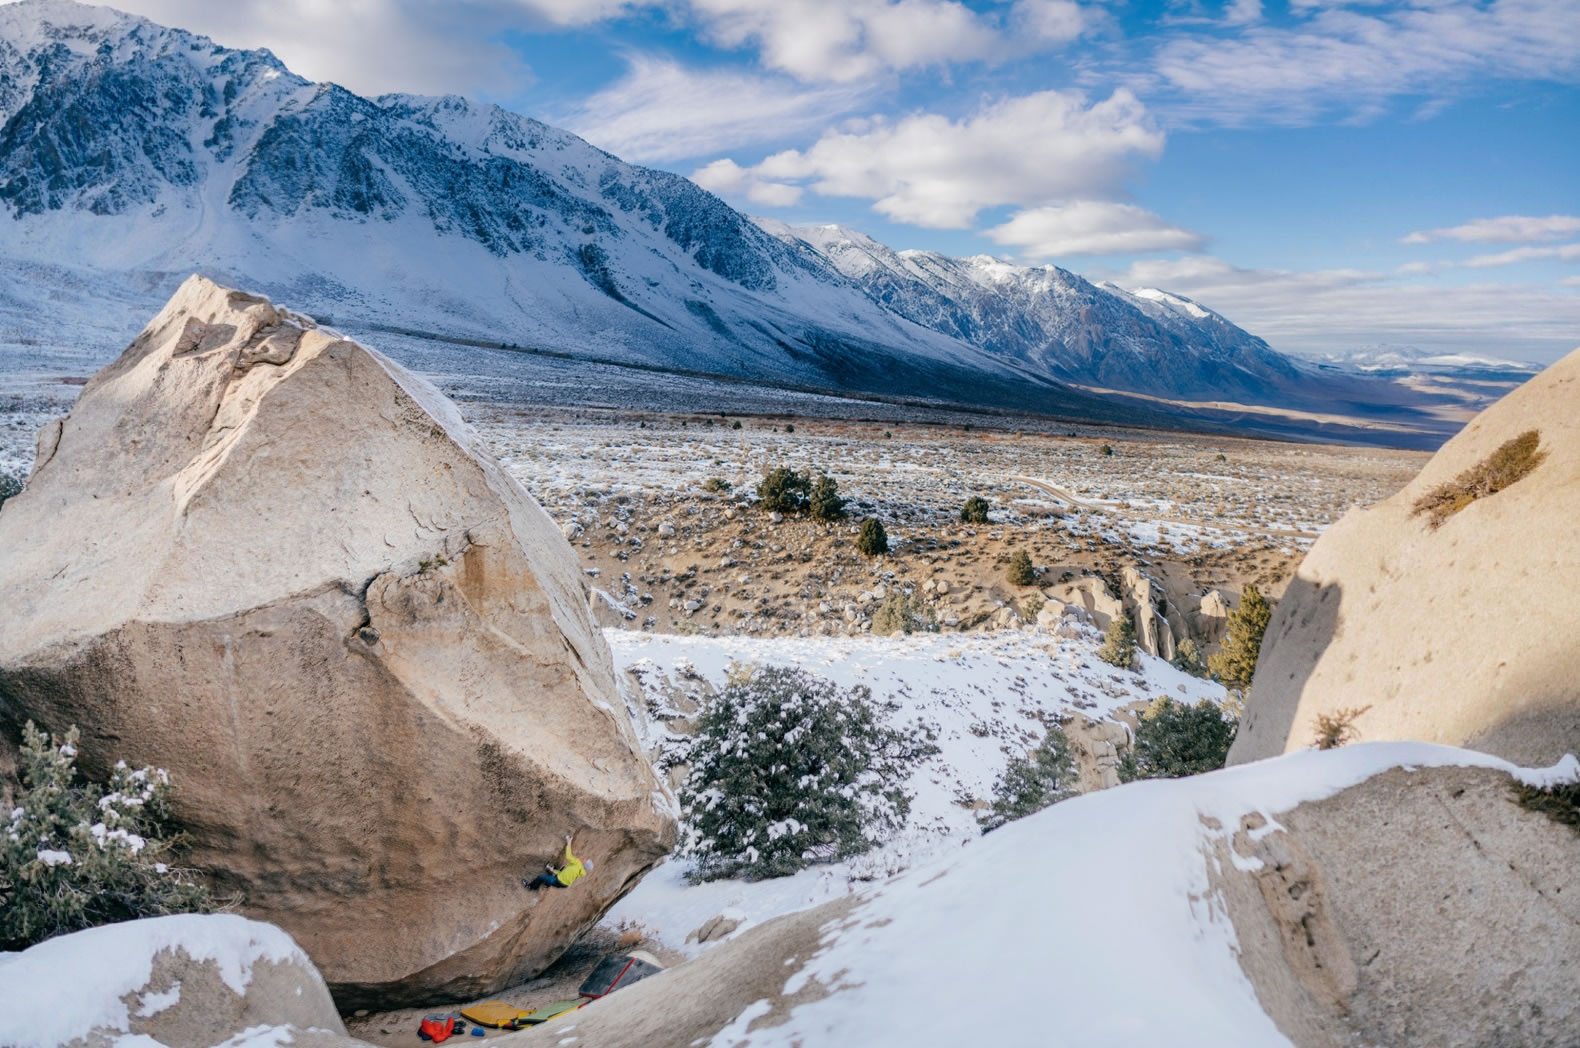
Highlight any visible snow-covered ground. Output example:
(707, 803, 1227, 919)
(705, 743, 1579, 1048)
(603, 625, 1225, 956)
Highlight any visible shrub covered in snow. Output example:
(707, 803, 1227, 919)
(979, 723, 1077, 832)
(678, 666, 933, 882)
(1, 722, 218, 951)
(1119, 698, 1237, 782)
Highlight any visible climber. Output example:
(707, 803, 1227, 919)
(525, 834, 592, 889)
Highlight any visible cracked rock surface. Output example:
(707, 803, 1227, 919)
(0, 276, 675, 1008)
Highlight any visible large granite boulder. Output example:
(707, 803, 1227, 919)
(0, 277, 675, 1007)
(1229, 348, 1580, 766)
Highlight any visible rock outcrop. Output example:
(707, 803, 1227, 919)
(0, 277, 675, 1007)
(1215, 763, 1580, 1047)
(0, 915, 348, 1048)
(1120, 565, 1177, 661)
(1229, 349, 1580, 766)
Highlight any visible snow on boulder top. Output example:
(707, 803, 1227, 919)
(0, 914, 337, 1048)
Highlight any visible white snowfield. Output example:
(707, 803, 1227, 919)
(604, 626, 1226, 953)
(702, 744, 1579, 1048)
(0, 914, 316, 1048)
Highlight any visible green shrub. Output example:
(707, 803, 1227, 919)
(703, 477, 732, 493)
(785, 424, 795, 434)
(857, 518, 888, 556)
(979, 724, 1076, 832)
(1006, 551, 1036, 586)
(0, 471, 21, 509)
(757, 467, 811, 513)
(1312, 704, 1370, 749)
(732, 420, 742, 430)
(1171, 637, 1206, 677)
(2, 723, 219, 951)
(678, 667, 931, 881)
(1097, 617, 1137, 669)
(1099, 444, 1113, 456)
(960, 496, 990, 524)
(1514, 777, 1580, 835)
(871, 592, 914, 636)
(1208, 584, 1271, 689)
(1414, 429, 1546, 527)
(809, 474, 846, 521)
(1119, 698, 1237, 782)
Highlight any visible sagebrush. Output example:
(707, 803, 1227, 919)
(2, 722, 219, 951)
(1312, 705, 1370, 749)
(678, 666, 933, 881)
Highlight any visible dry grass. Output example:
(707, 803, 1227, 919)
(1312, 704, 1371, 749)
(1413, 430, 1546, 527)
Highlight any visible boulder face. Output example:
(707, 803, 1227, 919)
(1229, 348, 1580, 766)
(0, 276, 676, 1007)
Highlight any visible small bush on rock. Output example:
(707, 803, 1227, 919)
(0, 471, 21, 508)
(979, 723, 1077, 832)
(757, 467, 811, 513)
(1312, 705, 1370, 749)
(1414, 429, 1546, 527)
(1007, 551, 1036, 586)
(1, 722, 218, 951)
(678, 667, 932, 881)
(809, 474, 847, 521)
(1208, 584, 1271, 690)
(1097, 617, 1137, 669)
(1119, 698, 1237, 781)
(856, 518, 888, 556)
(1514, 776, 1580, 835)
(960, 496, 990, 524)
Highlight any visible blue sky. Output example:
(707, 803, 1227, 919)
(99, 0, 1580, 361)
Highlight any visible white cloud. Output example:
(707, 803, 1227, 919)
(679, 0, 1099, 82)
(1463, 242, 1580, 268)
(1144, 0, 1580, 126)
(987, 202, 1205, 258)
(1110, 255, 1580, 362)
(559, 54, 874, 163)
(1559, 275, 1580, 288)
(702, 89, 1163, 228)
(692, 158, 807, 207)
(1402, 214, 1580, 245)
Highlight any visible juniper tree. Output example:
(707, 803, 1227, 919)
(979, 723, 1077, 832)
(809, 474, 846, 521)
(1097, 616, 1137, 669)
(757, 467, 811, 513)
(857, 518, 888, 556)
(1118, 698, 1237, 781)
(960, 496, 990, 524)
(1208, 584, 1272, 689)
(1007, 551, 1036, 586)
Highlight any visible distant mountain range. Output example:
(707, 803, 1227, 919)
(0, 0, 1523, 445)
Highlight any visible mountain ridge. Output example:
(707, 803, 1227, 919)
(0, 0, 1480, 445)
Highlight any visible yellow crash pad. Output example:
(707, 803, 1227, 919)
(459, 1001, 528, 1028)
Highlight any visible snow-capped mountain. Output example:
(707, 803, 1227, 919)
(763, 221, 1305, 403)
(0, 1, 1466, 441)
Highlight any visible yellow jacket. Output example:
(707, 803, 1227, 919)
(555, 843, 587, 887)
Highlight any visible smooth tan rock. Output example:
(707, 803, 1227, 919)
(1214, 764, 1580, 1047)
(0, 277, 675, 1008)
(1120, 565, 1176, 661)
(1048, 576, 1124, 631)
(1230, 349, 1580, 766)
(1193, 589, 1234, 646)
